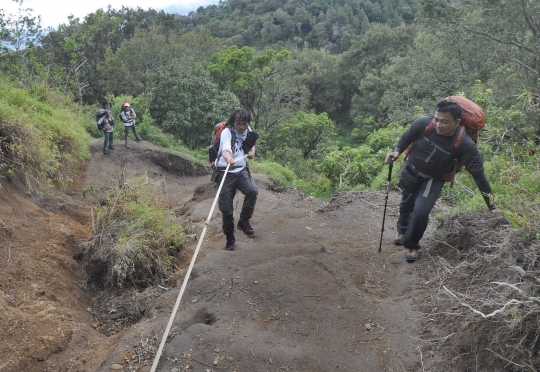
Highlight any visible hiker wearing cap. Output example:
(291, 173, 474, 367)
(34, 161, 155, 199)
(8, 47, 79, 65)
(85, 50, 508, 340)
(213, 108, 259, 251)
(97, 110, 115, 154)
(120, 103, 142, 148)
(385, 99, 497, 262)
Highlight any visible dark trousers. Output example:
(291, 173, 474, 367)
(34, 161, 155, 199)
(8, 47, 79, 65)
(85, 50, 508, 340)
(103, 131, 114, 150)
(396, 177, 445, 250)
(216, 168, 258, 236)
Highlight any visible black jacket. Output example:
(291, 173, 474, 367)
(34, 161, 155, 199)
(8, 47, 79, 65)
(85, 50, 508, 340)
(395, 116, 494, 209)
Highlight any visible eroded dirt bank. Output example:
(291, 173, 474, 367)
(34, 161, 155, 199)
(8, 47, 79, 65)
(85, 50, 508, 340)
(1, 138, 518, 372)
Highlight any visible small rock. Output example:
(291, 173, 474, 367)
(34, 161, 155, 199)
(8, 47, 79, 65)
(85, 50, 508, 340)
(364, 323, 372, 330)
(110, 364, 123, 370)
(213, 360, 218, 365)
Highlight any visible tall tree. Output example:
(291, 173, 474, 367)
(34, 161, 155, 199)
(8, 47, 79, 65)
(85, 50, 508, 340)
(421, 0, 540, 142)
(208, 45, 308, 130)
(148, 57, 239, 148)
(39, 7, 182, 104)
(340, 23, 417, 126)
(0, 0, 45, 85)
(290, 48, 343, 116)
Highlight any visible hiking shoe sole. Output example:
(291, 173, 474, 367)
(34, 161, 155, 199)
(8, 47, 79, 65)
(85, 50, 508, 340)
(405, 249, 419, 262)
(224, 235, 236, 251)
(237, 226, 254, 236)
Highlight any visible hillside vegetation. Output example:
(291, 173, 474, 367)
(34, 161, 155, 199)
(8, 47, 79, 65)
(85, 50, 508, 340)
(1, 0, 540, 370)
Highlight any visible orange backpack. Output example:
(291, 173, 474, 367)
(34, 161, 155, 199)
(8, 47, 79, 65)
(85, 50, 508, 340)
(208, 121, 234, 168)
(445, 95, 485, 143)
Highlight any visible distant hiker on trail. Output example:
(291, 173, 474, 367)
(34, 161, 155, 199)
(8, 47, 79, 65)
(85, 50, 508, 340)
(213, 108, 259, 251)
(120, 103, 142, 148)
(97, 110, 115, 154)
(385, 99, 497, 262)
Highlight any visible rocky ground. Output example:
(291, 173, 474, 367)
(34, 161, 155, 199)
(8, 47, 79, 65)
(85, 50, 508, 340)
(0, 138, 526, 372)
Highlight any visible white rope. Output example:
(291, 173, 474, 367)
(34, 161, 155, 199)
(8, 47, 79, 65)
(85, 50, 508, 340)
(150, 155, 247, 371)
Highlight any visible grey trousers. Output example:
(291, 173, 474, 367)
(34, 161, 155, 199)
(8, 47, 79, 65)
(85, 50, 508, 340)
(103, 131, 114, 150)
(396, 177, 445, 250)
(215, 168, 258, 236)
(124, 125, 141, 141)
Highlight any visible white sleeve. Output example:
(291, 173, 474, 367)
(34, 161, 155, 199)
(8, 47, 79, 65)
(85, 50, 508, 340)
(220, 128, 232, 155)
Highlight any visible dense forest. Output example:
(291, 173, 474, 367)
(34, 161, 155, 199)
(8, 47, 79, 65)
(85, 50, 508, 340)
(1, 1, 540, 369)
(1, 0, 539, 231)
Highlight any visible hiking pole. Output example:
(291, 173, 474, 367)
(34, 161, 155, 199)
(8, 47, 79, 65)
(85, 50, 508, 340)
(378, 158, 393, 253)
(150, 155, 248, 372)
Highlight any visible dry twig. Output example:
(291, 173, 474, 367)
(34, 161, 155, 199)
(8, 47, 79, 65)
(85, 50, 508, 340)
(443, 285, 531, 318)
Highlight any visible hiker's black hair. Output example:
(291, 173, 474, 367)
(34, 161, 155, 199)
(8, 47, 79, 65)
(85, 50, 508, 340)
(435, 99, 462, 121)
(227, 108, 250, 126)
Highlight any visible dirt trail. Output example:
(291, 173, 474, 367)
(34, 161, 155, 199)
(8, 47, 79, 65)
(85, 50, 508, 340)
(1, 138, 443, 372)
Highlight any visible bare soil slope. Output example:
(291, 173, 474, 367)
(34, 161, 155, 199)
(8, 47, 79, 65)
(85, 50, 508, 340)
(0, 138, 512, 372)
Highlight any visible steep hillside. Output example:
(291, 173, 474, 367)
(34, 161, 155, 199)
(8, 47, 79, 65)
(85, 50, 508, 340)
(1, 138, 529, 372)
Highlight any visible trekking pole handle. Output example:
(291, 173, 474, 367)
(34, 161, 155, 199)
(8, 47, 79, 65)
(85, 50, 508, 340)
(387, 155, 394, 181)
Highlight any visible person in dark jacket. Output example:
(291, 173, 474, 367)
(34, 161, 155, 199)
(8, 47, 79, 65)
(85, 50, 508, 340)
(213, 108, 259, 251)
(385, 99, 497, 262)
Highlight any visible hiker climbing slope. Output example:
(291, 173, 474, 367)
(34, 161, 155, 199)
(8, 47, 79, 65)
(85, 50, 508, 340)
(213, 108, 259, 251)
(385, 99, 497, 262)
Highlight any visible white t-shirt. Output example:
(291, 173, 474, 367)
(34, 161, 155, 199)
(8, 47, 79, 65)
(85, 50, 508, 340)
(216, 127, 247, 173)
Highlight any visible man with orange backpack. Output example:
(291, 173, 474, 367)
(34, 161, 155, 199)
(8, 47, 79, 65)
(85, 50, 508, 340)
(213, 108, 259, 251)
(385, 99, 497, 262)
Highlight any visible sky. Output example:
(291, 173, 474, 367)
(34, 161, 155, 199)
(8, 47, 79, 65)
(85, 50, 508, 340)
(2, 0, 219, 29)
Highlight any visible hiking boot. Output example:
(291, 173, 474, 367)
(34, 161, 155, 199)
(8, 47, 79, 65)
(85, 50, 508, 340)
(109, 145, 115, 150)
(405, 249, 419, 262)
(136, 137, 142, 142)
(394, 233, 404, 245)
(103, 149, 108, 154)
(224, 235, 236, 251)
(237, 219, 254, 236)
(125, 142, 130, 148)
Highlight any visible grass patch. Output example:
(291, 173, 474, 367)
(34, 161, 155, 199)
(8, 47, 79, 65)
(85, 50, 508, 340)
(0, 78, 90, 190)
(83, 168, 186, 288)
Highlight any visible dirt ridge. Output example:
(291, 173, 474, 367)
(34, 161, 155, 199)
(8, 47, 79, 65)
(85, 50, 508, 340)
(1, 138, 520, 372)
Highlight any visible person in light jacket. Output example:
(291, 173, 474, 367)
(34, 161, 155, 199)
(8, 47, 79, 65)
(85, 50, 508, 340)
(97, 111, 115, 154)
(120, 103, 142, 148)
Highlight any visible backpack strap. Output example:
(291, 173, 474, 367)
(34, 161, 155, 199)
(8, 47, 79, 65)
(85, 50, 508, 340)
(451, 124, 467, 157)
(448, 124, 467, 187)
(216, 125, 236, 165)
(398, 121, 436, 176)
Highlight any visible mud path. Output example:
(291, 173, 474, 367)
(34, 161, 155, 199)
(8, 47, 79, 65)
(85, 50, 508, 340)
(1, 139, 439, 372)
(78, 139, 427, 371)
